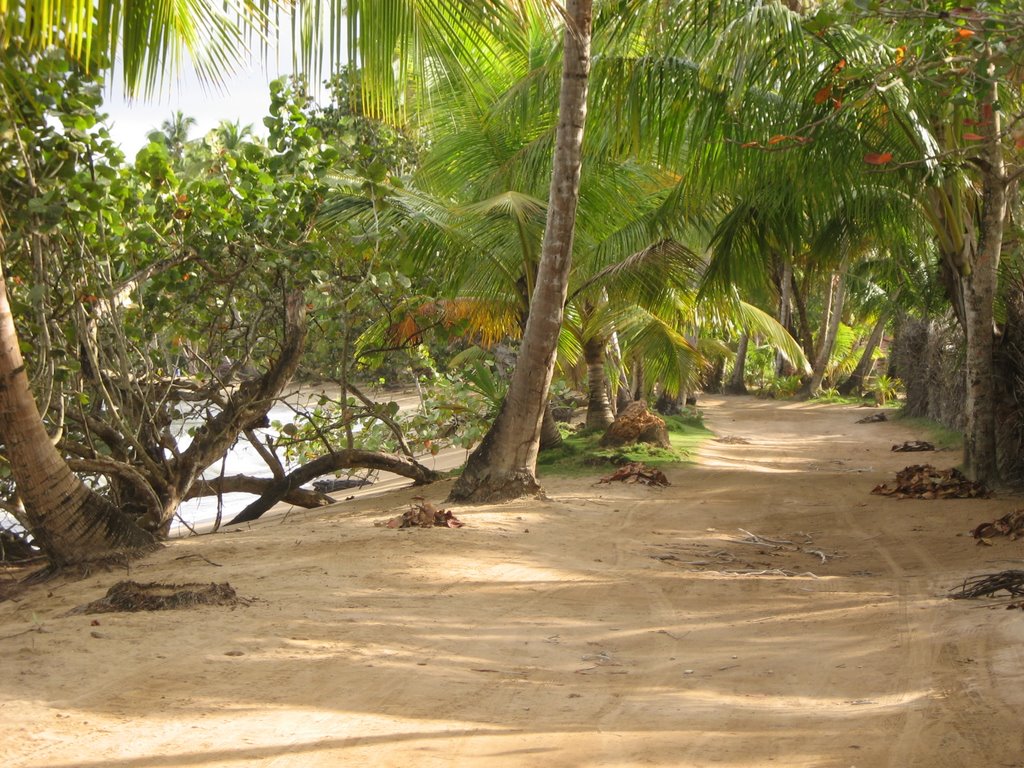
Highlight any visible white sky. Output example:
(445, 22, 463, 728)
(102, 9, 346, 158)
(102, 55, 289, 157)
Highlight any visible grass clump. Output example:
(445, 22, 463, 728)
(812, 388, 872, 405)
(537, 412, 712, 477)
(893, 415, 963, 451)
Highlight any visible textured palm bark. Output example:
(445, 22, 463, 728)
(962, 122, 1004, 484)
(0, 266, 155, 566)
(450, 0, 592, 502)
(726, 332, 749, 395)
(539, 400, 563, 450)
(775, 260, 793, 377)
(583, 335, 614, 430)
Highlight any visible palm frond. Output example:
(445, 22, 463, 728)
(734, 300, 811, 374)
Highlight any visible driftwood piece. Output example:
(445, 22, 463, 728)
(225, 450, 439, 526)
(312, 477, 374, 493)
(716, 435, 752, 445)
(856, 412, 888, 424)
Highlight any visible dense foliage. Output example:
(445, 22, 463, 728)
(1, 1, 1023, 563)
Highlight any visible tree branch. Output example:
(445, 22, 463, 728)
(184, 475, 332, 508)
(223, 448, 440, 526)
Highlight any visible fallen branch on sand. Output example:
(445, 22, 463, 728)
(856, 412, 887, 423)
(891, 441, 935, 452)
(712, 568, 820, 578)
(950, 571, 1024, 600)
(972, 509, 1024, 540)
(66, 581, 249, 615)
(715, 435, 751, 445)
(731, 529, 843, 564)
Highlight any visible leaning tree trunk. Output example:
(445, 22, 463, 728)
(161, 290, 310, 533)
(0, 263, 155, 566)
(583, 335, 614, 429)
(838, 308, 891, 396)
(805, 268, 846, 396)
(449, 0, 592, 502)
(725, 332, 749, 395)
(223, 447, 440, 526)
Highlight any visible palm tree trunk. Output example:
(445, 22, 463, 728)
(583, 335, 614, 429)
(450, 0, 592, 502)
(726, 332, 749, 394)
(775, 260, 792, 376)
(540, 399, 564, 450)
(805, 269, 846, 395)
(607, 329, 627, 415)
(791, 270, 815, 360)
(838, 308, 891, 396)
(963, 80, 1005, 485)
(0, 263, 154, 566)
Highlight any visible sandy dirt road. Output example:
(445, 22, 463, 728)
(3, 395, 1024, 768)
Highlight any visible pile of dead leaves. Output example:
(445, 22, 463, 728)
(871, 464, 992, 500)
(67, 581, 245, 615)
(598, 462, 670, 487)
(972, 509, 1024, 541)
(377, 499, 465, 529)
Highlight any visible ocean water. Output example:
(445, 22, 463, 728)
(2, 387, 462, 545)
(169, 400, 314, 535)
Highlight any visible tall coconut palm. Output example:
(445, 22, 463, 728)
(449, 0, 593, 501)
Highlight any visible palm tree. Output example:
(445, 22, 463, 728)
(214, 119, 254, 150)
(450, 0, 593, 501)
(627, 1, 1018, 480)
(158, 110, 197, 162)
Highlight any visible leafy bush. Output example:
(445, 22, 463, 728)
(767, 374, 803, 399)
(870, 374, 903, 405)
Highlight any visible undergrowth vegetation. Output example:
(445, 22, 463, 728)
(894, 416, 964, 452)
(537, 411, 712, 477)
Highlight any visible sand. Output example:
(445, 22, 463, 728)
(3, 395, 1024, 767)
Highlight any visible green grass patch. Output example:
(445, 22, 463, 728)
(893, 414, 963, 451)
(811, 391, 874, 406)
(537, 416, 713, 478)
